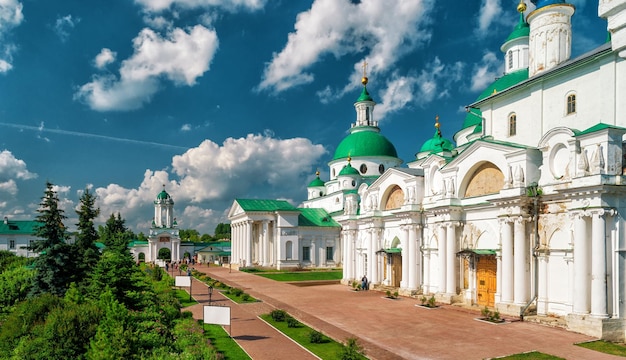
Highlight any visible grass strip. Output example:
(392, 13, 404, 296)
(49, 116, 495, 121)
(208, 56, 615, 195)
(576, 340, 626, 356)
(173, 288, 198, 307)
(203, 322, 251, 360)
(495, 351, 564, 359)
(256, 271, 343, 282)
(260, 313, 367, 360)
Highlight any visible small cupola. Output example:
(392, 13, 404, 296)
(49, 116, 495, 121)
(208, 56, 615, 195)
(338, 157, 361, 190)
(307, 171, 326, 200)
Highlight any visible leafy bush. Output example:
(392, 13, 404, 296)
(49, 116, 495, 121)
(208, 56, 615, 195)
(270, 309, 287, 322)
(309, 330, 324, 344)
(339, 337, 366, 360)
(286, 316, 299, 328)
(230, 288, 244, 297)
(242, 294, 251, 302)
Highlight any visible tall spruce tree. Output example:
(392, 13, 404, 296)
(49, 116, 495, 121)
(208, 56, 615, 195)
(29, 181, 71, 297)
(73, 188, 101, 284)
(100, 213, 133, 252)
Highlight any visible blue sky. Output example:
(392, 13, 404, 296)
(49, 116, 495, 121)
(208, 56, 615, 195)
(0, 0, 609, 235)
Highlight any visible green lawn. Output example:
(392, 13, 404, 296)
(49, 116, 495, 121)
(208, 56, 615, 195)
(495, 351, 564, 359)
(260, 313, 367, 360)
(576, 340, 626, 356)
(173, 288, 198, 307)
(256, 271, 343, 282)
(203, 322, 250, 360)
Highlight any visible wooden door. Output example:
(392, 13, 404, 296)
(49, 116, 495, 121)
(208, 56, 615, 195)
(476, 255, 496, 307)
(391, 254, 402, 287)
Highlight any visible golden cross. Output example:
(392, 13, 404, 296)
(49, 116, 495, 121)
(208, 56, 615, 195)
(362, 60, 368, 77)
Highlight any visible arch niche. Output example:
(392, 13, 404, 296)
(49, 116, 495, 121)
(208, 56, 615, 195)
(383, 185, 404, 210)
(463, 162, 504, 198)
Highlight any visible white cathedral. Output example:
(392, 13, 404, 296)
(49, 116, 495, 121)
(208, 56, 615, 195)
(229, 0, 626, 341)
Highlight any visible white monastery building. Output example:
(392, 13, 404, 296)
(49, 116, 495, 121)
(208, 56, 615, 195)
(229, 0, 626, 341)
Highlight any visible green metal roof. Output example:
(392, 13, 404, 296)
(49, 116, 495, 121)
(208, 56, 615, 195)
(307, 176, 325, 187)
(298, 208, 340, 227)
(156, 190, 170, 200)
(462, 69, 528, 129)
(576, 123, 626, 136)
(420, 129, 455, 154)
(338, 163, 360, 176)
(356, 86, 373, 102)
(0, 220, 41, 235)
(504, 13, 529, 43)
(236, 199, 297, 212)
(333, 128, 398, 160)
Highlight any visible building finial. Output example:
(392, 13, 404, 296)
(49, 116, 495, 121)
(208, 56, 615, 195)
(435, 115, 442, 135)
(361, 60, 368, 86)
(517, 0, 527, 13)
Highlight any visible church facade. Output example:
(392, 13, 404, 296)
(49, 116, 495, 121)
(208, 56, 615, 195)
(229, 0, 626, 340)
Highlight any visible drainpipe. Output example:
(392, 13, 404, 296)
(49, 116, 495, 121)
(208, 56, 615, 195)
(520, 183, 540, 321)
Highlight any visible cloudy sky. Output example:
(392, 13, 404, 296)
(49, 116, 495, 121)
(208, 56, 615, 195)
(0, 0, 608, 235)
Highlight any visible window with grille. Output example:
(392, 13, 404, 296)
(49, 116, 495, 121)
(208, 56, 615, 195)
(567, 94, 576, 114)
(508, 114, 517, 136)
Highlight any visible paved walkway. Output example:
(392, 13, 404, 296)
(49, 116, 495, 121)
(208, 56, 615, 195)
(179, 264, 623, 360)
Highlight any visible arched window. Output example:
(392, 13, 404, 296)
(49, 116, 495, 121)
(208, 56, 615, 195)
(360, 164, 367, 174)
(567, 94, 576, 114)
(508, 113, 516, 136)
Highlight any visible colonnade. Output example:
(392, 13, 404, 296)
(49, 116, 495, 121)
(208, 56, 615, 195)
(571, 209, 613, 318)
(498, 216, 530, 305)
(231, 220, 253, 266)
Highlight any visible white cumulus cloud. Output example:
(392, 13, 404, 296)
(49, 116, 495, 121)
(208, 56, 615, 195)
(94, 48, 117, 69)
(471, 51, 501, 92)
(54, 14, 79, 42)
(134, 0, 266, 13)
(0, 0, 24, 73)
(258, 0, 435, 94)
(75, 25, 218, 111)
(93, 133, 326, 234)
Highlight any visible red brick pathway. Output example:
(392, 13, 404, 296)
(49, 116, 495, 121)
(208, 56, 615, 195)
(179, 264, 622, 360)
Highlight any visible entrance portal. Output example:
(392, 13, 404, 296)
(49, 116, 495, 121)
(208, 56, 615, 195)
(476, 255, 496, 307)
(158, 247, 171, 261)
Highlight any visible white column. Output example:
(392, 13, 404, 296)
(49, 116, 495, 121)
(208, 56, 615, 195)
(446, 222, 457, 295)
(367, 229, 375, 282)
(423, 249, 431, 294)
(537, 254, 549, 315)
(591, 210, 609, 318)
(400, 225, 409, 289)
(438, 224, 447, 294)
(342, 230, 349, 281)
(495, 252, 502, 304)
(311, 238, 317, 267)
(245, 221, 252, 267)
(349, 230, 356, 280)
(501, 219, 514, 303)
(408, 224, 418, 291)
(514, 217, 529, 305)
(262, 220, 269, 266)
(572, 212, 590, 314)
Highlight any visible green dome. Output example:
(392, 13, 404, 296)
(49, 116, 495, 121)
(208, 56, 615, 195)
(462, 69, 528, 129)
(338, 163, 360, 176)
(356, 86, 373, 102)
(308, 176, 325, 187)
(333, 128, 398, 160)
(157, 190, 170, 200)
(504, 13, 529, 43)
(420, 129, 455, 154)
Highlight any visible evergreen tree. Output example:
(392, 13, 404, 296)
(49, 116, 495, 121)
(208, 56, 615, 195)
(99, 213, 133, 252)
(29, 181, 72, 297)
(214, 222, 231, 240)
(73, 187, 101, 285)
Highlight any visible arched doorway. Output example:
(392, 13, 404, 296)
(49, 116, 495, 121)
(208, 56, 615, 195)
(138, 252, 145, 262)
(158, 248, 171, 261)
